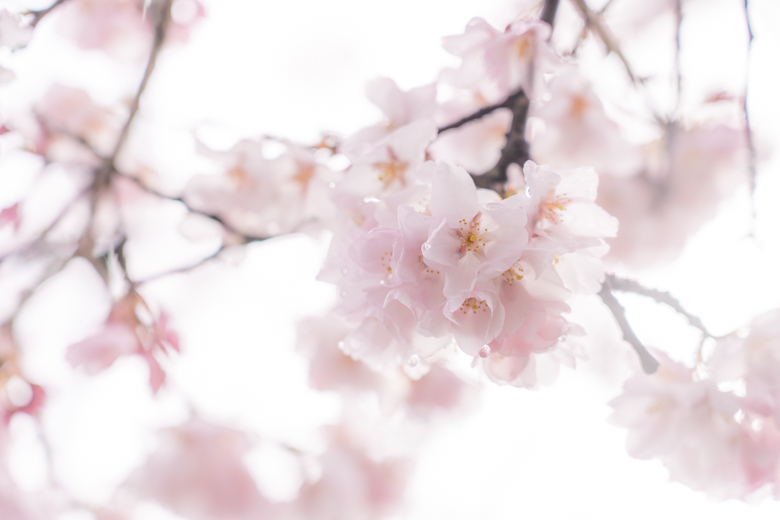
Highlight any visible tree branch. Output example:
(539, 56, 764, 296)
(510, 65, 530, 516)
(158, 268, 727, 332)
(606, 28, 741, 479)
(744, 0, 758, 233)
(540, 0, 561, 27)
(473, 89, 530, 193)
(116, 172, 271, 244)
(437, 92, 521, 135)
(599, 280, 660, 374)
(673, 0, 683, 116)
(28, 0, 69, 28)
(605, 274, 713, 338)
(109, 0, 173, 171)
(569, 0, 637, 84)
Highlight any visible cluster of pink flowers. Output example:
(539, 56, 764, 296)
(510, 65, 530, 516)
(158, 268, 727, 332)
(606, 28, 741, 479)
(612, 310, 780, 499)
(321, 156, 613, 387)
(0, 0, 770, 515)
(307, 18, 614, 389)
(67, 291, 179, 393)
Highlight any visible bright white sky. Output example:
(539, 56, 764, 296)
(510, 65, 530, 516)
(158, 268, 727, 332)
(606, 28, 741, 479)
(3, 0, 780, 519)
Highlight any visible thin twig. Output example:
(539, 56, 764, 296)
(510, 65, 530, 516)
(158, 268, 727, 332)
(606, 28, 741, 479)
(109, 0, 174, 170)
(569, 0, 637, 84)
(606, 274, 713, 338)
(673, 0, 683, 117)
(28, 0, 69, 27)
(0, 185, 91, 264)
(569, 0, 666, 126)
(135, 244, 231, 284)
(437, 92, 522, 135)
(743, 0, 758, 234)
(116, 172, 271, 243)
(599, 280, 660, 374)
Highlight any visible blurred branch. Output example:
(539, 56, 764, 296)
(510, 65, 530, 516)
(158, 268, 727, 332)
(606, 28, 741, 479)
(3, 0, 176, 322)
(606, 274, 713, 338)
(569, 0, 637, 84)
(28, 0, 69, 27)
(116, 172, 271, 244)
(0, 185, 90, 264)
(599, 278, 660, 374)
(744, 0, 758, 233)
(673, 0, 683, 116)
(569, 0, 666, 126)
(133, 243, 231, 284)
(109, 0, 174, 171)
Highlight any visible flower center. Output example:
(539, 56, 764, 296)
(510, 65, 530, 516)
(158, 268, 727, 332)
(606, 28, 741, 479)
(292, 162, 316, 190)
(373, 149, 408, 188)
(539, 190, 570, 224)
(457, 215, 486, 254)
(569, 94, 589, 119)
(458, 297, 488, 315)
(502, 261, 524, 285)
(514, 35, 534, 61)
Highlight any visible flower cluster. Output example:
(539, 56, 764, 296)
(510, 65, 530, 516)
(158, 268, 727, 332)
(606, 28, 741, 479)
(612, 310, 780, 499)
(321, 151, 615, 387)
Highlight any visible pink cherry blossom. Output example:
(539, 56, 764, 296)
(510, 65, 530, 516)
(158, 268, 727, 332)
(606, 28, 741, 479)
(36, 85, 121, 156)
(67, 292, 179, 393)
(441, 18, 559, 99)
(0, 9, 32, 50)
(185, 138, 339, 237)
(57, 0, 204, 58)
(530, 68, 642, 176)
(610, 353, 776, 499)
(0, 205, 20, 231)
(598, 124, 746, 268)
(125, 419, 274, 520)
(710, 310, 780, 425)
(294, 429, 409, 520)
(344, 77, 437, 152)
(296, 315, 384, 394)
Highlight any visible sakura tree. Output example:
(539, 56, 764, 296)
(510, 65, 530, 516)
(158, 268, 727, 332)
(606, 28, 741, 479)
(0, 0, 779, 518)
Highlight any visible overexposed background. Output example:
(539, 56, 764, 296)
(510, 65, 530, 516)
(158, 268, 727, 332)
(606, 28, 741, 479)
(2, 0, 780, 518)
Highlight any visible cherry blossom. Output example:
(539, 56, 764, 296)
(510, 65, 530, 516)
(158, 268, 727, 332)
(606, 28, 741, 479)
(441, 17, 559, 100)
(293, 429, 410, 520)
(0, 0, 773, 513)
(124, 419, 275, 520)
(185, 138, 339, 237)
(67, 291, 179, 393)
(598, 124, 746, 267)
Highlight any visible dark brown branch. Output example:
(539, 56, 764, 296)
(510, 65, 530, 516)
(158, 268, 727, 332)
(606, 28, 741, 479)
(606, 274, 712, 338)
(599, 280, 660, 374)
(540, 0, 561, 27)
(28, 0, 69, 27)
(744, 0, 758, 233)
(473, 89, 530, 193)
(437, 92, 522, 135)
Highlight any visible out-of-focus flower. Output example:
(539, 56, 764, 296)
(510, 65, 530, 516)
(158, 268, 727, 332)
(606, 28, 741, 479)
(441, 17, 559, 100)
(0, 10, 32, 50)
(125, 419, 274, 520)
(185, 139, 339, 238)
(598, 124, 746, 268)
(294, 429, 410, 520)
(67, 291, 179, 393)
